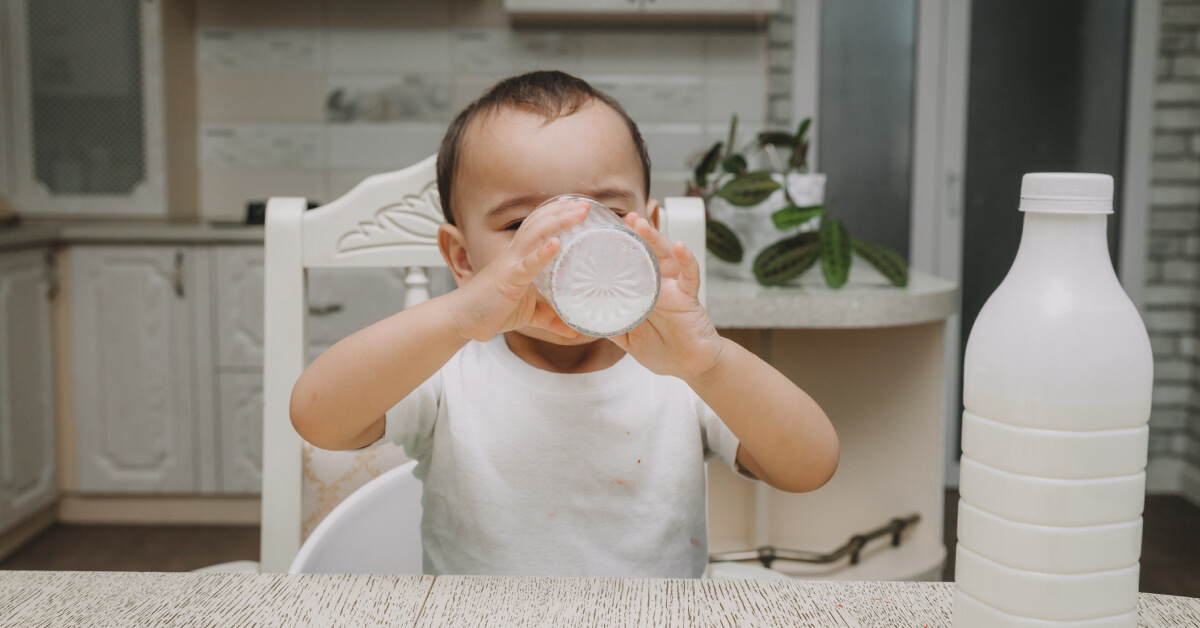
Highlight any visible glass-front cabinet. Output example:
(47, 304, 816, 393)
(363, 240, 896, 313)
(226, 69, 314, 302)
(0, 0, 166, 217)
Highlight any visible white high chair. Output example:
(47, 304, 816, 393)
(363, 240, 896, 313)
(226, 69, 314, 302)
(288, 460, 423, 574)
(259, 154, 707, 573)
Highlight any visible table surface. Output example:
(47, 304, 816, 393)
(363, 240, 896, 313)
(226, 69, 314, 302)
(2, 572, 1198, 627)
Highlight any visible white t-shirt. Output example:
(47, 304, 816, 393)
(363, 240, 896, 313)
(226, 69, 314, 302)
(381, 334, 742, 577)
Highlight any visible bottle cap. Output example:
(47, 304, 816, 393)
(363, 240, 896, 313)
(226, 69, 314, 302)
(1019, 173, 1113, 214)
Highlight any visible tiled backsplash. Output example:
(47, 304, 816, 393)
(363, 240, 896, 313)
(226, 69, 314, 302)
(195, 3, 771, 221)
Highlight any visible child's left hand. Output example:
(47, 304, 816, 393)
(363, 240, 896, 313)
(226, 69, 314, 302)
(609, 214, 725, 383)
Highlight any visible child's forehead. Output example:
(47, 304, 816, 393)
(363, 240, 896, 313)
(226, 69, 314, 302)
(467, 100, 610, 140)
(454, 101, 643, 209)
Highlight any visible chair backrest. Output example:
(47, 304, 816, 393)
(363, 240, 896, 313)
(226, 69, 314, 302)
(260, 154, 706, 572)
(288, 460, 423, 574)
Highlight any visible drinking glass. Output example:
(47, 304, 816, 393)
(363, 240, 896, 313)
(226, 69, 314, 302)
(533, 194, 660, 337)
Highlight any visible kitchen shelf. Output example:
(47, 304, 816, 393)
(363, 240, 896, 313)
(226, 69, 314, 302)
(708, 262, 958, 330)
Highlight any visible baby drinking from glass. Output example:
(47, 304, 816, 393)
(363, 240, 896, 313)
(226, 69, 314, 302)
(290, 70, 839, 577)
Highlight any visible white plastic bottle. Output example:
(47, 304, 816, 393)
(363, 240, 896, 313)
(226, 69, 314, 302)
(952, 173, 1153, 628)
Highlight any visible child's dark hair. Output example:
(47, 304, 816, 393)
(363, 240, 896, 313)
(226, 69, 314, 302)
(436, 71, 651, 225)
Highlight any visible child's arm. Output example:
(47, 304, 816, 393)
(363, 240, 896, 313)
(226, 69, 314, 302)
(613, 215, 839, 493)
(290, 201, 589, 451)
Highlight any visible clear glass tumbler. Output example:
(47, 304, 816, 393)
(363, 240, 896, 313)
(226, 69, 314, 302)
(533, 194, 661, 337)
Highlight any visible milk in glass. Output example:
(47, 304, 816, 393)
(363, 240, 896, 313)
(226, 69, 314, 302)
(534, 194, 660, 337)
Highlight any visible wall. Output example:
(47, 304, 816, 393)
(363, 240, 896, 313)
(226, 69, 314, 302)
(1148, 0, 1200, 504)
(187, 0, 1200, 502)
(193, 0, 775, 222)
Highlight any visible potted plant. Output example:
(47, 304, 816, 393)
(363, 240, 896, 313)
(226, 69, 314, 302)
(689, 116, 908, 289)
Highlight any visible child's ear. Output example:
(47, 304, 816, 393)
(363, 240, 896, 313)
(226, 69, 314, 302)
(438, 223, 474, 284)
(646, 198, 661, 231)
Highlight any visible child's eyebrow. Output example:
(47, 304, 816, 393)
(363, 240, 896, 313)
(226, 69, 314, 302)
(586, 188, 636, 205)
(485, 195, 538, 219)
(486, 188, 636, 220)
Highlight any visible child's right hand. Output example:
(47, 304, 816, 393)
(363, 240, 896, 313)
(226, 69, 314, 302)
(448, 198, 590, 342)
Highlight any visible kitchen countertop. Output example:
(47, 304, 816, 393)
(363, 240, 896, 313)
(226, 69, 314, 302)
(0, 221, 264, 251)
(707, 259, 958, 329)
(1, 222, 958, 329)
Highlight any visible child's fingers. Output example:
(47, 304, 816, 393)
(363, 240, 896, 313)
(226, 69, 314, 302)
(673, 240, 702, 298)
(509, 236, 561, 285)
(629, 216, 680, 273)
(503, 201, 588, 282)
(517, 199, 589, 248)
(525, 302, 580, 338)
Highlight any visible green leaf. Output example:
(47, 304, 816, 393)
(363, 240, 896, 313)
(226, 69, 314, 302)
(796, 118, 812, 144)
(753, 232, 820, 286)
(771, 204, 824, 231)
(853, 239, 909, 287)
(725, 114, 739, 159)
(819, 217, 851, 288)
(790, 118, 813, 171)
(757, 131, 797, 149)
(693, 141, 723, 188)
(706, 220, 744, 263)
(721, 154, 747, 176)
(715, 171, 781, 207)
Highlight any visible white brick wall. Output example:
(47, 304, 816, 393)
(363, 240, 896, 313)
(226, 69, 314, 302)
(1149, 0, 1200, 501)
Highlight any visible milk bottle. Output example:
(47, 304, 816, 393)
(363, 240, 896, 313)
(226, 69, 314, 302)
(952, 173, 1153, 628)
(534, 194, 661, 337)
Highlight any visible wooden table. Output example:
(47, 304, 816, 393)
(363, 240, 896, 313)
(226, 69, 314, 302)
(2, 572, 1197, 627)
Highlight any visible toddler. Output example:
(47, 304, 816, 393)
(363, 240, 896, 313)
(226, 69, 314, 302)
(291, 70, 838, 577)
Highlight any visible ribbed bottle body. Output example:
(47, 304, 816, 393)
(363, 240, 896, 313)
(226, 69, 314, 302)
(953, 174, 1152, 628)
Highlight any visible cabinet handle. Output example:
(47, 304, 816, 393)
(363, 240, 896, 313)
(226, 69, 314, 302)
(173, 251, 185, 298)
(308, 303, 344, 316)
(45, 250, 60, 301)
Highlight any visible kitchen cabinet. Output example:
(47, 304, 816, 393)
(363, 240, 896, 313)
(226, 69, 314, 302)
(216, 372, 262, 495)
(0, 0, 167, 217)
(211, 245, 428, 495)
(639, 0, 782, 15)
(503, 0, 780, 20)
(504, 0, 640, 15)
(0, 248, 56, 534)
(67, 242, 432, 496)
(211, 246, 265, 495)
(70, 246, 214, 493)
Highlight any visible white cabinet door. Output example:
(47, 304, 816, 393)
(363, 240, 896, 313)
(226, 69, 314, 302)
(214, 246, 425, 368)
(71, 246, 199, 493)
(214, 246, 265, 370)
(212, 245, 423, 494)
(643, 0, 780, 14)
(217, 372, 262, 495)
(503, 0, 778, 16)
(503, 0, 640, 15)
(211, 242, 456, 494)
(306, 268, 411, 363)
(0, 249, 56, 533)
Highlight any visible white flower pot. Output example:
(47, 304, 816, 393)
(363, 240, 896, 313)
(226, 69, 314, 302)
(705, 172, 825, 282)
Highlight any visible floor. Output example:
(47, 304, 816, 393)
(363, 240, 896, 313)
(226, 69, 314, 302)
(0, 524, 259, 573)
(2, 492, 1198, 598)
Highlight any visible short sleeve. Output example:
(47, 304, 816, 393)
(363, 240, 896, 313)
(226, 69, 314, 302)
(380, 368, 443, 461)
